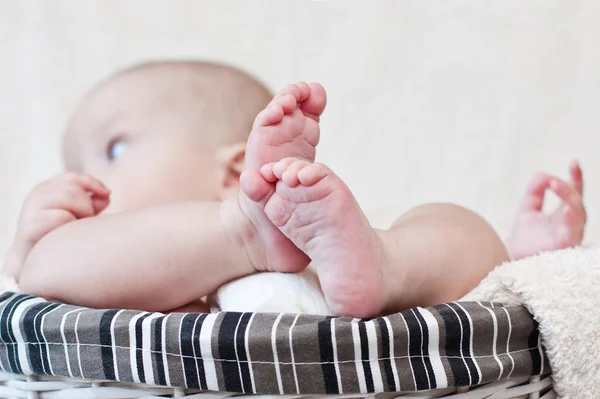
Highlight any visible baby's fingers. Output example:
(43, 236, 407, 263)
(60, 173, 111, 197)
(55, 186, 97, 219)
(91, 196, 110, 214)
(556, 204, 585, 247)
(569, 160, 583, 195)
(68, 173, 110, 214)
(520, 173, 552, 212)
(551, 178, 586, 220)
(561, 205, 580, 226)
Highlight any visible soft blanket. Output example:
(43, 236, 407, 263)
(462, 248, 600, 398)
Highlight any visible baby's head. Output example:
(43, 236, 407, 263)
(63, 60, 272, 214)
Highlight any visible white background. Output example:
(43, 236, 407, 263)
(1, 1, 599, 255)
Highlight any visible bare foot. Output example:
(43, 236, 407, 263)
(237, 83, 327, 273)
(255, 158, 386, 318)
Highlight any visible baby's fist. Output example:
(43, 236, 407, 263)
(5, 173, 110, 280)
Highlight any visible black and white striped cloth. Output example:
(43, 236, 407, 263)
(0, 292, 547, 394)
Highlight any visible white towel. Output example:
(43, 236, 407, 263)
(462, 247, 600, 398)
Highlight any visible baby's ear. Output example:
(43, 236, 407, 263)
(215, 142, 246, 199)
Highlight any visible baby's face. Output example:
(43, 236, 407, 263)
(63, 74, 222, 214)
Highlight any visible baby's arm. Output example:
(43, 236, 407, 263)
(18, 187, 257, 312)
(4, 173, 110, 281)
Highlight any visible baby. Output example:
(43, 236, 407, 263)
(3, 61, 586, 318)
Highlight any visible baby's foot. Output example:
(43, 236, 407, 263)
(257, 158, 386, 318)
(237, 83, 327, 273)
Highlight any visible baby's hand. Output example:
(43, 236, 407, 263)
(506, 161, 585, 260)
(4, 173, 110, 281)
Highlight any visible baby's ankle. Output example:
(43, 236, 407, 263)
(376, 229, 418, 314)
(219, 195, 265, 275)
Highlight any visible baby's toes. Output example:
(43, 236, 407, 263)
(260, 163, 278, 183)
(271, 93, 299, 114)
(273, 158, 299, 180)
(240, 169, 273, 203)
(300, 83, 327, 121)
(275, 83, 309, 105)
(253, 104, 284, 128)
(298, 163, 331, 186)
(294, 82, 310, 100)
(281, 160, 311, 187)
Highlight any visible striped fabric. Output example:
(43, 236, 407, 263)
(0, 292, 547, 394)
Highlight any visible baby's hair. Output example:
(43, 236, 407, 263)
(135, 60, 272, 146)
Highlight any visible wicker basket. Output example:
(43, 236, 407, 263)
(0, 372, 554, 398)
(0, 293, 554, 399)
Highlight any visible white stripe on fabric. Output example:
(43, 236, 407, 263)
(477, 302, 503, 380)
(455, 303, 482, 385)
(60, 308, 83, 379)
(383, 317, 400, 391)
(351, 320, 367, 393)
(0, 297, 32, 372)
(442, 304, 471, 386)
(142, 313, 162, 386)
(128, 312, 147, 384)
(1, 295, 32, 373)
(502, 308, 515, 378)
(399, 313, 417, 390)
(411, 308, 431, 389)
(74, 312, 85, 378)
(33, 303, 55, 375)
(12, 297, 44, 375)
(0, 301, 7, 372)
(233, 313, 245, 392)
(41, 303, 64, 376)
(330, 318, 343, 394)
(110, 309, 125, 382)
(270, 313, 285, 394)
(365, 320, 384, 392)
(190, 314, 203, 389)
(288, 314, 301, 395)
(177, 314, 186, 386)
(244, 313, 257, 394)
(501, 307, 515, 377)
(418, 308, 448, 389)
(199, 313, 219, 391)
(161, 313, 171, 387)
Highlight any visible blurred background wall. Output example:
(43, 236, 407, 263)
(1, 0, 599, 254)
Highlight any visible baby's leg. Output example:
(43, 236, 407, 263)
(377, 203, 509, 312)
(252, 159, 508, 318)
(240, 82, 508, 317)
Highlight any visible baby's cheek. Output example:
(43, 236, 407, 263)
(96, 166, 154, 213)
(102, 189, 160, 214)
(96, 178, 147, 214)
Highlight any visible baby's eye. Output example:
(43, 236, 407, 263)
(107, 139, 127, 161)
